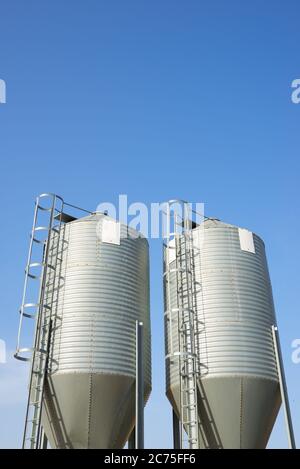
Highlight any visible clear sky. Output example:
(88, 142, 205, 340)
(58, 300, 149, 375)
(0, 0, 299, 448)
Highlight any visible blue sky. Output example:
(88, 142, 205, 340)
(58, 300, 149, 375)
(0, 0, 299, 448)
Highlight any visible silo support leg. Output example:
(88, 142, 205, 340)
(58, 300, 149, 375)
(135, 321, 144, 449)
(271, 325, 296, 449)
(172, 409, 181, 449)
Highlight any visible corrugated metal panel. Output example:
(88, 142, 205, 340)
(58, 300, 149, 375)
(164, 219, 280, 448)
(50, 214, 151, 380)
(43, 213, 151, 448)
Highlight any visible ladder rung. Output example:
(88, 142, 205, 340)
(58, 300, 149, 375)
(25, 437, 38, 443)
(182, 420, 198, 426)
(27, 273, 40, 280)
(26, 418, 39, 424)
(34, 348, 48, 356)
(181, 390, 197, 396)
(182, 404, 196, 409)
(32, 381, 45, 389)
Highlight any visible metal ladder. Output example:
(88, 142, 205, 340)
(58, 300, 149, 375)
(164, 200, 199, 449)
(15, 193, 65, 449)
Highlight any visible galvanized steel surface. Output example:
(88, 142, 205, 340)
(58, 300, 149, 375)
(165, 219, 278, 385)
(43, 213, 151, 448)
(50, 214, 151, 379)
(164, 219, 280, 448)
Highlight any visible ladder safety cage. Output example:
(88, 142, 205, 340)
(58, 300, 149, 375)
(15, 193, 66, 449)
(163, 200, 203, 449)
(15, 194, 106, 449)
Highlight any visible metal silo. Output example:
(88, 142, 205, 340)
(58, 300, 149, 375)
(15, 194, 151, 449)
(163, 200, 295, 449)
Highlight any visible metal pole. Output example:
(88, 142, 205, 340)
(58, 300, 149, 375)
(135, 321, 144, 449)
(128, 428, 135, 449)
(271, 325, 296, 449)
(172, 409, 181, 449)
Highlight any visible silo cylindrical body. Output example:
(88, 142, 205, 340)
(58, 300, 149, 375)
(164, 219, 281, 449)
(42, 213, 151, 449)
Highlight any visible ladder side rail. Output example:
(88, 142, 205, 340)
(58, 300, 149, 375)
(22, 195, 64, 448)
(164, 201, 200, 449)
(33, 196, 64, 447)
(180, 203, 199, 449)
(22, 196, 52, 447)
(175, 225, 185, 448)
(174, 210, 194, 449)
(45, 213, 64, 368)
(22, 196, 56, 447)
(34, 319, 53, 448)
(190, 232, 201, 375)
(166, 203, 174, 360)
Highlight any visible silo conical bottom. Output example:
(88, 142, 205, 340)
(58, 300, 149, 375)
(42, 373, 150, 449)
(167, 376, 281, 449)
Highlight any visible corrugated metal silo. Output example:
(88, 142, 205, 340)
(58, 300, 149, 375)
(40, 212, 151, 448)
(164, 218, 281, 448)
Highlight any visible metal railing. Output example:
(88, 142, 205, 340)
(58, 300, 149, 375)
(163, 200, 201, 449)
(15, 194, 65, 448)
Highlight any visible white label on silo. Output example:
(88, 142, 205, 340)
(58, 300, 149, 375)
(168, 238, 176, 264)
(239, 228, 255, 253)
(102, 219, 120, 245)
